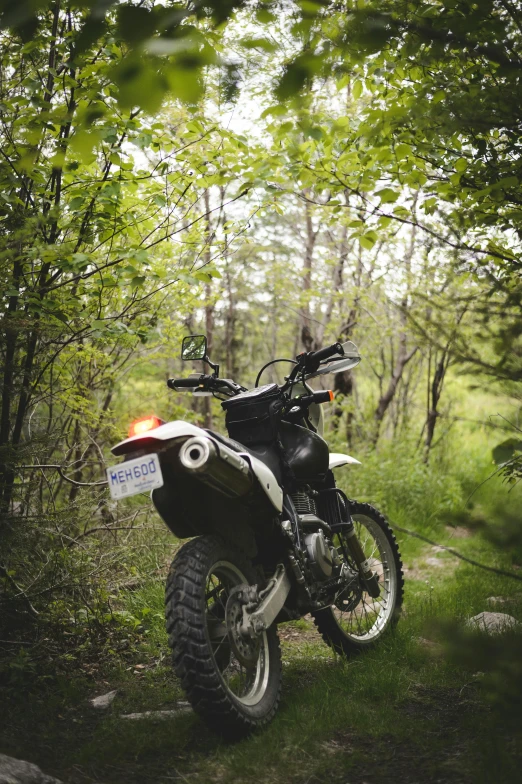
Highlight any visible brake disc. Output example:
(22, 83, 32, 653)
(225, 585, 261, 668)
(334, 565, 363, 612)
(335, 583, 363, 612)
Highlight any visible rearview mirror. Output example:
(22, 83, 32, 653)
(181, 335, 207, 361)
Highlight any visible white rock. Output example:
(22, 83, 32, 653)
(90, 690, 117, 709)
(416, 636, 443, 652)
(0, 753, 63, 784)
(466, 612, 522, 634)
(120, 705, 191, 720)
(424, 557, 446, 568)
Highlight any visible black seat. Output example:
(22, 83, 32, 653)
(205, 429, 282, 485)
(205, 429, 247, 455)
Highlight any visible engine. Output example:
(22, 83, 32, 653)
(291, 490, 341, 582)
(287, 487, 360, 611)
(304, 529, 340, 580)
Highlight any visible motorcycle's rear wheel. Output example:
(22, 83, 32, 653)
(165, 535, 282, 737)
(312, 501, 404, 656)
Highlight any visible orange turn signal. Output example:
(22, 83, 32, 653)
(128, 415, 164, 438)
(328, 390, 335, 401)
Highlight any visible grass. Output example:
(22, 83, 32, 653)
(2, 436, 522, 783)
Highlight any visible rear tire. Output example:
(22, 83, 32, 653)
(165, 535, 282, 738)
(312, 502, 404, 657)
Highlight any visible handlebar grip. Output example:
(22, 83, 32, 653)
(313, 342, 344, 364)
(167, 375, 202, 390)
(312, 390, 335, 404)
(292, 390, 334, 410)
(303, 342, 344, 373)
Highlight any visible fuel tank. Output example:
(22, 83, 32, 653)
(279, 421, 329, 482)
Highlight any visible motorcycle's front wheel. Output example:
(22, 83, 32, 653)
(312, 501, 404, 657)
(165, 535, 282, 738)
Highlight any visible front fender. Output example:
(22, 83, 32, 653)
(329, 452, 361, 469)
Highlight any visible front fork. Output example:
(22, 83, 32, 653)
(342, 515, 381, 599)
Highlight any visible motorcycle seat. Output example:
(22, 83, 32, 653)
(205, 429, 247, 455)
(205, 429, 282, 485)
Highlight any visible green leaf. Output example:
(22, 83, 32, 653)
(497, 176, 518, 190)
(240, 37, 276, 52)
(306, 126, 323, 141)
(376, 188, 399, 204)
(276, 55, 320, 100)
(69, 130, 98, 162)
(167, 66, 203, 105)
(352, 80, 363, 100)
(260, 105, 288, 119)
(69, 197, 84, 211)
(117, 6, 157, 45)
(492, 439, 522, 465)
(358, 233, 376, 250)
(194, 270, 212, 283)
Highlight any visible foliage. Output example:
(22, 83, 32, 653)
(0, 2, 265, 623)
(492, 434, 522, 485)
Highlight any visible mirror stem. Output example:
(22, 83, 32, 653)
(204, 356, 219, 377)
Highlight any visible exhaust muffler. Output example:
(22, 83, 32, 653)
(178, 436, 253, 498)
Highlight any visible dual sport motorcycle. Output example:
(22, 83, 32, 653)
(107, 336, 404, 737)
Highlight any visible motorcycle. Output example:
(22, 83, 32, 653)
(107, 335, 404, 737)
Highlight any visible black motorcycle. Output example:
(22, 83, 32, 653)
(107, 335, 404, 737)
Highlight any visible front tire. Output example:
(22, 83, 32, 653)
(312, 501, 404, 657)
(165, 535, 282, 738)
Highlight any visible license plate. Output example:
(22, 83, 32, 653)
(106, 453, 163, 500)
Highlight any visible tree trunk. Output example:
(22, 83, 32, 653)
(372, 196, 420, 444)
(424, 350, 447, 458)
(374, 342, 419, 442)
(333, 231, 364, 443)
(203, 189, 214, 430)
(423, 307, 466, 460)
(299, 196, 319, 352)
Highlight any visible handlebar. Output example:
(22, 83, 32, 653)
(167, 374, 245, 396)
(169, 340, 345, 398)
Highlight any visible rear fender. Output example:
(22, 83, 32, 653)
(111, 420, 204, 456)
(111, 420, 282, 512)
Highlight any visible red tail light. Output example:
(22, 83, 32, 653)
(128, 415, 165, 438)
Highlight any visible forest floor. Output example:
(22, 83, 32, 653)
(2, 498, 522, 784)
